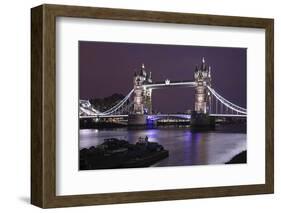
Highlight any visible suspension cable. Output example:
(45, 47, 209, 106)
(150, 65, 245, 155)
(208, 87, 247, 114)
(207, 86, 246, 113)
(97, 89, 134, 115)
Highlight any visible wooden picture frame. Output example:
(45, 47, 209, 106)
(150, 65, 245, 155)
(31, 4, 274, 208)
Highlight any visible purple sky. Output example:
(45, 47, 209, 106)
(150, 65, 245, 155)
(79, 41, 246, 113)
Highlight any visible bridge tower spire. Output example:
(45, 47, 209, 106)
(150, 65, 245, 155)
(194, 57, 212, 114)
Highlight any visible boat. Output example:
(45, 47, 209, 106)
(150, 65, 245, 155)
(79, 138, 169, 170)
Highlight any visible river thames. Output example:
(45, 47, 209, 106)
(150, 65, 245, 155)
(79, 124, 246, 167)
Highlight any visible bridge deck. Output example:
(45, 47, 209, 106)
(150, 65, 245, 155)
(80, 115, 129, 118)
(143, 81, 196, 89)
(80, 113, 247, 119)
(209, 114, 247, 117)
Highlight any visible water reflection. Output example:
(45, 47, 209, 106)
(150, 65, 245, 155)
(79, 126, 246, 166)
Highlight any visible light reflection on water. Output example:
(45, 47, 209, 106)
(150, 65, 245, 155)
(79, 127, 246, 166)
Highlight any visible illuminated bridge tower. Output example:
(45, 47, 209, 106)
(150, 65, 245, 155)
(194, 57, 211, 114)
(191, 57, 214, 128)
(132, 63, 152, 114)
(129, 64, 152, 125)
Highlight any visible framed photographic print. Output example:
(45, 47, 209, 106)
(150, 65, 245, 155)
(31, 4, 274, 208)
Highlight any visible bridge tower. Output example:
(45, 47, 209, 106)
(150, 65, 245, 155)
(194, 57, 211, 114)
(132, 64, 153, 114)
(191, 57, 214, 128)
(129, 64, 152, 125)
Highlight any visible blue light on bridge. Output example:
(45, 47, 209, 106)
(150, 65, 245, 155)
(146, 117, 155, 125)
(147, 114, 191, 121)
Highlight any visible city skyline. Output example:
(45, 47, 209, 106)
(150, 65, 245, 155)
(79, 41, 246, 113)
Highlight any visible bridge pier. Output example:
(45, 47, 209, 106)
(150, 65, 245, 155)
(128, 114, 148, 126)
(190, 111, 215, 129)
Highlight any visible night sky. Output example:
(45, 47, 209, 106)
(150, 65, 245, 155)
(79, 41, 246, 113)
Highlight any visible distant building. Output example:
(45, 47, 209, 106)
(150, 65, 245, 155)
(186, 109, 192, 115)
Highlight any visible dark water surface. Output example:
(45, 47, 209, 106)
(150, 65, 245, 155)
(79, 125, 246, 167)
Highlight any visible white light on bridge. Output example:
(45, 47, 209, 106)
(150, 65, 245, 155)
(165, 79, 170, 85)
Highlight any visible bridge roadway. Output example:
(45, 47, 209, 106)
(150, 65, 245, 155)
(80, 114, 191, 119)
(209, 114, 247, 118)
(80, 113, 246, 119)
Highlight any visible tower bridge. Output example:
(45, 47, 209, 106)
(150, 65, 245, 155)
(80, 58, 247, 126)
